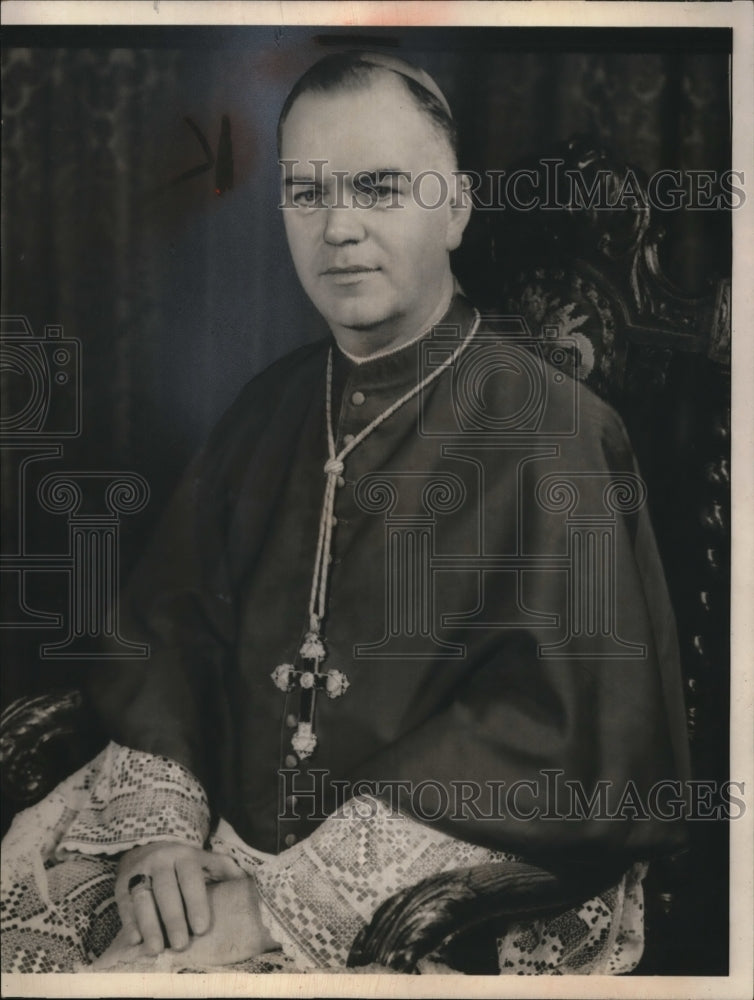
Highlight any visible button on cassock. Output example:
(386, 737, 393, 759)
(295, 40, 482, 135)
(351, 390, 366, 406)
(284, 833, 297, 847)
(284, 754, 298, 767)
(285, 714, 298, 728)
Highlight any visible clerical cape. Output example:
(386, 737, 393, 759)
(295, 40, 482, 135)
(89, 293, 691, 869)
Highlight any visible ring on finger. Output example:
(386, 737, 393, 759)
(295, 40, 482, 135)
(128, 873, 154, 894)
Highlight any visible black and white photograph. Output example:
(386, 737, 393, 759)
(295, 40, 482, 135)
(1, 2, 752, 996)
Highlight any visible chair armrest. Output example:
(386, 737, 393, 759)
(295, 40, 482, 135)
(0, 689, 100, 810)
(347, 859, 619, 973)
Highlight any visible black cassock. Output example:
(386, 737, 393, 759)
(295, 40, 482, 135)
(90, 293, 691, 871)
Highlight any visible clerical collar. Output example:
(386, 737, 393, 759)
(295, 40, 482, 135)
(329, 292, 476, 414)
(336, 281, 457, 366)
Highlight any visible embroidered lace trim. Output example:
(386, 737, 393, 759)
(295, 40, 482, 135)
(1, 744, 646, 975)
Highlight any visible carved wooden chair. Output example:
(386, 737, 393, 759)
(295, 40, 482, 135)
(1, 137, 731, 974)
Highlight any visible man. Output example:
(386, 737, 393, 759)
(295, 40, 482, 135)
(2, 51, 690, 975)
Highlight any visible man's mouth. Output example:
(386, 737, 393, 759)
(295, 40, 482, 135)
(322, 266, 380, 275)
(321, 265, 381, 287)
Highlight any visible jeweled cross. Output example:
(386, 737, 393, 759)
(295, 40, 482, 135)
(271, 634, 349, 760)
(270, 662, 350, 700)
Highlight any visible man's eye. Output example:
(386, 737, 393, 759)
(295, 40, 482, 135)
(353, 176, 402, 201)
(292, 189, 320, 206)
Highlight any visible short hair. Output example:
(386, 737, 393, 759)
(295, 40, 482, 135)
(277, 51, 459, 164)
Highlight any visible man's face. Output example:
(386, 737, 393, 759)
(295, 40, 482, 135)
(279, 73, 470, 348)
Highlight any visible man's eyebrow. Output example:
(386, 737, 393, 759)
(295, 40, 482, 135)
(284, 169, 410, 187)
(357, 169, 409, 180)
(284, 176, 323, 187)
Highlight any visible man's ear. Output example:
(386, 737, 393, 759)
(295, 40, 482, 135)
(445, 172, 473, 251)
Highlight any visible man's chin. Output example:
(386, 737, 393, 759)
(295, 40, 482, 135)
(318, 302, 394, 334)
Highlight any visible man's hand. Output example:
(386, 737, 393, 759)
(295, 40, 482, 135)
(96, 875, 279, 970)
(114, 842, 243, 954)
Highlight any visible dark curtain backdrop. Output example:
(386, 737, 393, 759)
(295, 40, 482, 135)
(1, 27, 730, 703)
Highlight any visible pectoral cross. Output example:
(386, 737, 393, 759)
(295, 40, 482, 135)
(271, 632, 349, 759)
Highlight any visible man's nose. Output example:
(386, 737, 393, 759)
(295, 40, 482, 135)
(323, 205, 366, 245)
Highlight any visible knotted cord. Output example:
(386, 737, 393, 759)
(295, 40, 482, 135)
(275, 308, 482, 758)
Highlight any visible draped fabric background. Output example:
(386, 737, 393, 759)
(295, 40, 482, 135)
(0, 26, 732, 973)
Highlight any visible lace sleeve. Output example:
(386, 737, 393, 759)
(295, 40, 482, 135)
(54, 741, 210, 858)
(228, 794, 645, 974)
